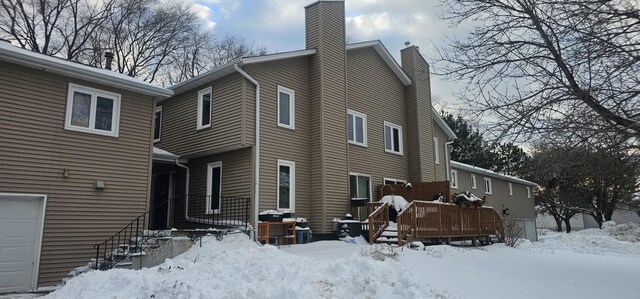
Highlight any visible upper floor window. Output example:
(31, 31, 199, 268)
(384, 121, 403, 155)
(484, 177, 493, 194)
(154, 106, 162, 143)
(347, 109, 367, 146)
(509, 182, 513, 196)
(197, 87, 212, 130)
(434, 137, 440, 164)
(349, 173, 371, 200)
(65, 83, 121, 137)
(471, 174, 477, 189)
(277, 86, 295, 129)
(450, 169, 458, 189)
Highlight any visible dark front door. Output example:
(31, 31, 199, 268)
(150, 172, 173, 230)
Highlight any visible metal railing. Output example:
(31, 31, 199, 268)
(93, 194, 250, 270)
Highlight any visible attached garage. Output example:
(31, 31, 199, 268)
(0, 194, 46, 293)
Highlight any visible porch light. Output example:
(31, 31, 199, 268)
(502, 208, 510, 216)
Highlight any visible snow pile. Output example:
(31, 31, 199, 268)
(519, 221, 640, 257)
(379, 195, 409, 212)
(45, 234, 446, 299)
(455, 192, 483, 202)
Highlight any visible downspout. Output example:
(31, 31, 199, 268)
(444, 140, 454, 181)
(174, 158, 190, 220)
(234, 62, 260, 230)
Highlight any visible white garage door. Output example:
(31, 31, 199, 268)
(0, 194, 45, 293)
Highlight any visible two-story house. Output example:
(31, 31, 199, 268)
(153, 1, 459, 237)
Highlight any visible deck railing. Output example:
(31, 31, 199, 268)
(368, 202, 389, 243)
(395, 201, 503, 245)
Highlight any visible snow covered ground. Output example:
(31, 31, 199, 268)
(42, 222, 640, 299)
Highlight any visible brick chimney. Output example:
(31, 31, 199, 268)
(305, 0, 348, 234)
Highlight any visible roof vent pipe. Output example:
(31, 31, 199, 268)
(404, 41, 410, 47)
(104, 52, 114, 70)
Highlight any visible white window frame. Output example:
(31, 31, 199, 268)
(197, 87, 212, 130)
(277, 85, 295, 130)
(527, 186, 531, 198)
(206, 161, 222, 214)
(383, 177, 407, 185)
(349, 173, 372, 202)
(65, 83, 121, 137)
(154, 105, 162, 143)
(450, 169, 458, 189)
(383, 121, 403, 155)
(484, 177, 493, 195)
(509, 182, 513, 196)
(471, 174, 477, 189)
(347, 109, 367, 147)
(434, 136, 440, 164)
(277, 159, 296, 212)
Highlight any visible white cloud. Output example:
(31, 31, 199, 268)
(191, 3, 217, 30)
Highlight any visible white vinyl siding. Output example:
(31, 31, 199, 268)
(450, 169, 458, 189)
(65, 83, 121, 137)
(277, 160, 295, 211)
(277, 86, 295, 129)
(383, 121, 403, 155)
(347, 109, 367, 146)
(197, 87, 212, 130)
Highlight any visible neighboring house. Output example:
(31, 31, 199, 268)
(450, 161, 538, 240)
(582, 203, 640, 228)
(153, 1, 458, 237)
(536, 213, 585, 231)
(0, 41, 173, 291)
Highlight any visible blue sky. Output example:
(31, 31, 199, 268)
(192, 0, 463, 106)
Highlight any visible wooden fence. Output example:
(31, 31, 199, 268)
(395, 201, 503, 245)
(377, 181, 451, 203)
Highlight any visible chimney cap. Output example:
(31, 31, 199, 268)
(104, 51, 114, 58)
(404, 41, 410, 47)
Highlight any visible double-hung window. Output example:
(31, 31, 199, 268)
(154, 106, 162, 143)
(384, 121, 403, 155)
(65, 84, 121, 137)
(347, 110, 367, 146)
(197, 87, 212, 130)
(450, 169, 458, 189)
(484, 177, 493, 194)
(277, 86, 295, 129)
(349, 173, 371, 201)
(277, 160, 295, 211)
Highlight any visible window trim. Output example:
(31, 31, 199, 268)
(509, 182, 513, 196)
(64, 83, 121, 137)
(154, 105, 162, 143)
(527, 186, 531, 198)
(434, 136, 440, 164)
(471, 174, 477, 189)
(277, 85, 295, 130)
(277, 159, 296, 212)
(484, 177, 493, 195)
(450, 169, 458, 189)
(383, 121, 403, 155)
(349, 172, 372, 202)
(206, 161, 222, 214)
(347, 109, 368, 147)
(383, 177, 407, 185)
(197, 87, 212, 130)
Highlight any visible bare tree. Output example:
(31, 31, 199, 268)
(437, 0, 640, 146)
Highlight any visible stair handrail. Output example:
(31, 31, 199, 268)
(396, 201, 416, 246)
(368, 202, 389, 244)
(92, 195, 178, 270)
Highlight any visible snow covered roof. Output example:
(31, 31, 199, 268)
(168, 49, 317, 96)
(0, 41, 173, 98)
(450, 160, 537, 187)
(153, 147, 186, 163)
(432, 109, 457, 140)
(346, 40, 412, 86)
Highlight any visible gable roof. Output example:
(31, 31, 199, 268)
(346, 40, 411, 86)
(450, 161, 538, 187)
(432, 109, 457, 140)
(0, 41, 173, 98)
(168, 49, 317, 95)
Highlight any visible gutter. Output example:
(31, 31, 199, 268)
(234, 63, 260, 230)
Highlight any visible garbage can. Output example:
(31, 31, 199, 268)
(296, 228, 312, 244)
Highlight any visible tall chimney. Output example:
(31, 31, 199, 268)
(104, 52, 114, 70)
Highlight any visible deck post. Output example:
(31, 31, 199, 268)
(437, 204, 442, 237)
(459, 207, 463, 236)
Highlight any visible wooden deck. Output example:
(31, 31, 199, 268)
(367, 200, 503, 245)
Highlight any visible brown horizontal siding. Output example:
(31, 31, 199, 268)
(432, 120, 449, 181)
(0, 61, 154, 287)
(245, 57, 312, 222)
(156, 73, 245, 156)
(347, 47, 410, 199)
